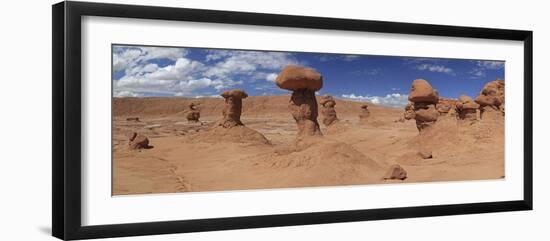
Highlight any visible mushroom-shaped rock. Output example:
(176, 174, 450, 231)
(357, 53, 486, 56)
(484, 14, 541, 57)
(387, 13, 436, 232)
(475, 80, 505, 119)
(195, 89, 270, 145)
(408, 79, 439, 132)
(275, 65, 323, 91)
(319, 95, 338, 126)
(383, 164, 407, 180)
(359, 104, 371, 122)
(219, 89, 248, 128)
(456, 95, 479, 121)
(275, 65, 323, 139)
(186, 102, 201, 123)
(127, 132, 150, 150)
(408, 79, 439, 104)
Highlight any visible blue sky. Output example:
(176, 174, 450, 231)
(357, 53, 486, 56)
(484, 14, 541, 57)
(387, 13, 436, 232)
(112, 44, 504, 108)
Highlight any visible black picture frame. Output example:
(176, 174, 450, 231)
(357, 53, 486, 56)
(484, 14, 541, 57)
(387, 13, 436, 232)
(52, 1, 533, 240)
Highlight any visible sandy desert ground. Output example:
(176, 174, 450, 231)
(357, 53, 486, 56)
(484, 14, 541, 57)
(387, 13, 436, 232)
(112, 95, 504, 195)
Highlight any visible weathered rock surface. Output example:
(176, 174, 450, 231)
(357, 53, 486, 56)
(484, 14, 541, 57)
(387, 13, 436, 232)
(359, 104, 371, 122)
(383, 164, 407, 180)
(275, 65, 323, 91)
(403, 102, 415, 120)
(408, 79, 439, 104)
(320, 95, 338, 126)
(475, 80, 505, 119)
(219, 89, 248, 128)
(128, 132, 150, 150)
(456, 95, 479, 121)
(418, 149, 433, 159)
(408, 79, 439, 132)
(276, 65, 323, 140)
(186, 102, 200, 122)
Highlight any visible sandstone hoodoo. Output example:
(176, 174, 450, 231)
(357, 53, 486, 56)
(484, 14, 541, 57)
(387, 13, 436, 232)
(408, 79, 439, 132)
(359, 103, 371, 122)
(127, 132, 150, 150)
(403, 102, 415, 120)
(436, 98, 458, 117)
(275, 65, 323, 139)
(219, 89, 248, 128)
(436, 103, 452, 116)
(193, 89, 269, 144)
(456, 95, 479, 121)
(186, 102, 200, 123)
(319, 95, 338, 126)
(475, 80, 505, 119)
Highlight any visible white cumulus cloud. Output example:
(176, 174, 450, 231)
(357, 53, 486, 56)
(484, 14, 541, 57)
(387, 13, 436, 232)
(265, 73, 278, 82)
(415, 64, 454, 75)
(468, 60, 505, 79)
(341, 93, 409, 108)
(113, 90, 143, 97)
(113, 46, 189, 72)
(477, 60, 504, 69)
(204, 50, 299, 79)
(114, 47, 295, 97)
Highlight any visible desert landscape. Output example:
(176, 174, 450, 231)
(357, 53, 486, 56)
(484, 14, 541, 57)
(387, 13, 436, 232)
(112, 64, 505, 195)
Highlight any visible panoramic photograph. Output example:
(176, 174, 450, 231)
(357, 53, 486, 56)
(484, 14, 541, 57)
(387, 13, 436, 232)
(111, 44, 505, 195)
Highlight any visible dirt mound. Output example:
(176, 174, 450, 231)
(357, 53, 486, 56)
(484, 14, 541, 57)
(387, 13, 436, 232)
(248, 138, 384, 185)
(193, 125, 270, 145)
(407, 113, 503, 153)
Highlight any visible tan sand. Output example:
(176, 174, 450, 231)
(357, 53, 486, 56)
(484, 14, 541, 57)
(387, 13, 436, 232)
(112, 95, 504, 195)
